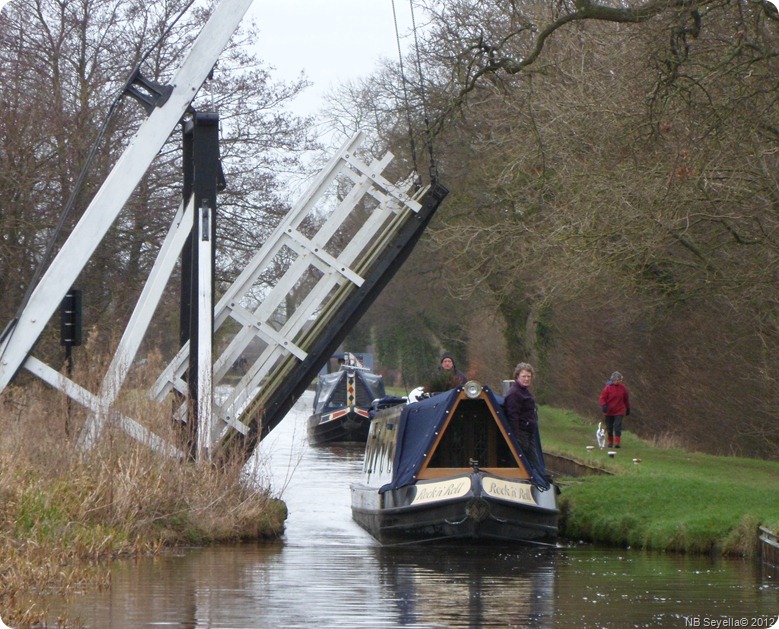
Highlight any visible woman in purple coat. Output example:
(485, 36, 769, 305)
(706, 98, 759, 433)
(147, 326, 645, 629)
(504, 362, 542, 472)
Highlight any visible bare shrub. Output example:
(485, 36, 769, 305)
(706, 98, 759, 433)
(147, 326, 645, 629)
(0, 354, 285, 625)
(644, 431, 684, 450)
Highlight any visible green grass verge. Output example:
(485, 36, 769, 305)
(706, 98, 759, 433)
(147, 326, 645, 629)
(538, 406, 779, 556)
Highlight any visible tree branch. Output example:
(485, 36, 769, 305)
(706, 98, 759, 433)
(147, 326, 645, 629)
(435, 0, 717, 131)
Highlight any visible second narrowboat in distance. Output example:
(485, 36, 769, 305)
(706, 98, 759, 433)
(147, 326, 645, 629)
(307, 352, 386, 445)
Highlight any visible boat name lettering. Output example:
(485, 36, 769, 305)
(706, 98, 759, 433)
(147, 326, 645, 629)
(411, 478, 471, 505)
(484, 479, 537, 505)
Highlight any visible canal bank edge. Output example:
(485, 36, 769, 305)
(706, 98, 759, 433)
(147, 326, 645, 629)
(760, 527, 779, 570)
(538, 406, 779, 558)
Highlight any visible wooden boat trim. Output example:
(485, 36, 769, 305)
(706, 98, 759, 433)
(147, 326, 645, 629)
(415, 387, 532, 481)
(416, 467, 529, 480)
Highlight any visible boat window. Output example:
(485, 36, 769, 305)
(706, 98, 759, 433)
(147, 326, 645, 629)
(427, 399, 519, 469)
(313, 372, 342, 412)
(323, 376, 349, 410)
(363, 415, 397, 481)
(316, 370, 384, 413)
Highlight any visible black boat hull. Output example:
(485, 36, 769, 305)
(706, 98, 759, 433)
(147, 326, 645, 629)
(307, 407, 371, 445)
(351, 472, 558, 546)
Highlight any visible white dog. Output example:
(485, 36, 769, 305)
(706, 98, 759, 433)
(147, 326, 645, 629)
(596, 422, 606, 449)
(407, 386, 426, 403)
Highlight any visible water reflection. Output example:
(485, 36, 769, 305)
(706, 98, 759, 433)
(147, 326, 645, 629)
(55, 542, 776, 629)
(43, 391, 777, 628)
(553, 549, 778, 629)
(374, 544, 557, 627)
(90, 544, 286, 629)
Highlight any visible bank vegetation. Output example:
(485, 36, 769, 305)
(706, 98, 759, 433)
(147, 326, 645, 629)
(0, 378, 286, 628)
(539, 406, 779, 555)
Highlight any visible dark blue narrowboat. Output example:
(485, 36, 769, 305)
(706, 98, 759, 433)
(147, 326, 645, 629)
(351, 381, 559, 545)
(307, 353, 386, 445)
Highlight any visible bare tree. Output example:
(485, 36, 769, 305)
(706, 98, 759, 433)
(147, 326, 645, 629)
(0, 0, 315, 360)
(336, 0, 779, 456)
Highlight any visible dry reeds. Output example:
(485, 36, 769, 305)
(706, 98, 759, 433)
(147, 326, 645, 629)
(643, 430, 684, 450)
(0, 354, 286, 627)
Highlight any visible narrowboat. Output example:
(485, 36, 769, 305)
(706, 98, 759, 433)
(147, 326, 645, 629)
(350, 380, 559, 545)
(307, 353, 386, 445)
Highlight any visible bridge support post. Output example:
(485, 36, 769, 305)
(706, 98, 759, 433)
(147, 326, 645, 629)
(181, 111, 222, 461)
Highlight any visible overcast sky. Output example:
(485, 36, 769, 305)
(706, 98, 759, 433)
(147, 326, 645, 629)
(247, 0, 414, 116)
(0, 0, 417, 124)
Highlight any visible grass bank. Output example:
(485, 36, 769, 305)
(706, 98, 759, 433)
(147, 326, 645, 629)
(0, 380, 286, 627)
(539, 406, 779, 556)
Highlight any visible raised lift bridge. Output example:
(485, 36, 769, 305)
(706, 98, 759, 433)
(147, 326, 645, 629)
(0, 0, 447, 462)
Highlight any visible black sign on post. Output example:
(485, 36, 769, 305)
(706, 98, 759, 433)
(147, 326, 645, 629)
(61, 288, 82, 396)
(60, 289, 83, 347)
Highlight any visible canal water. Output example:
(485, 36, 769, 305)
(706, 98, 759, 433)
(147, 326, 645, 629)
(47, 392, 777, 628)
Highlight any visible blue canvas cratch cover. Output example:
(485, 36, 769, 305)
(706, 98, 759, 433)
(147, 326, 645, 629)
(379, 385, 550, 493)
(312, 369, 386, 414)
(369, 396, 407, 418)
